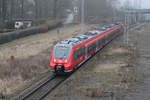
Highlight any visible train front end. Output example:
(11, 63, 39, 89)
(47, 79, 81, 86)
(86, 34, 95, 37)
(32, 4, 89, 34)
(50, 44, 73, 74)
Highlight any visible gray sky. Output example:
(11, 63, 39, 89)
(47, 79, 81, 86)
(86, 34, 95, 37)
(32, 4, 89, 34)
(142, 0, 150, 8)
(120, 0, 150, 9)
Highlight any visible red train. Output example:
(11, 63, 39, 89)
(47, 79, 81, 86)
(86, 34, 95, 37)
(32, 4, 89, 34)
(49, 23, 124, 74)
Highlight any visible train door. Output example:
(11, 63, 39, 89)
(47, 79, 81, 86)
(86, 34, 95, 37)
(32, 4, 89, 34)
(73, 50, 78, 67)
(81, 46, 86, 60)
(105, 34, 109, 43)
(102, 36, 106, 46)
(96, 40, 99, 51)
(73, 47, 85, 68)
(85, 45, 90, 58)
(97, 39, 103, 50)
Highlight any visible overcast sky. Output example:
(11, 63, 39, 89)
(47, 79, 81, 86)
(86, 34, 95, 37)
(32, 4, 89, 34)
(120, 0, 150, 9)
(142, 0, 150, 8)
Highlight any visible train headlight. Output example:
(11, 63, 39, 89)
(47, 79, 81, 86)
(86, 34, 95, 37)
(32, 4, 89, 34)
(65, 59, 68, 63)
(54, 59, 56, 62)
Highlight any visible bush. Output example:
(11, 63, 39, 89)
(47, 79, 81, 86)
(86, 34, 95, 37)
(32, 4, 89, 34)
(0, 21, 62, 44)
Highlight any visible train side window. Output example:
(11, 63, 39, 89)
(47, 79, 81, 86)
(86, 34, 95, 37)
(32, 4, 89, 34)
(106, 34, 110, 40)
(88, 42, 96, 52)
(74, 48, 81, 60)
(99, 39, 101, 44)
(87, 46, 90, 52)
(76, 49, 80, 58)
(102, 37, 105, 43)
(96, 40, 99, 46)
(98, 39, 102, 45)
(90, 44, 92, 50)
(76, 47, 82, 58)
(108, 33, 112, 39)
(93, 42, 96, 49)
(81, 46, 85, 55)
(78, 48, 82, 57)
(73, 50, 77, 60)
(85, 46, 88, 53)
(88, 45, 91, 52)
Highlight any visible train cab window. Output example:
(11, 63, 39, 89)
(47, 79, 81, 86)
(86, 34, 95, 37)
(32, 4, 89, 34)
(54, 46, 71, 59)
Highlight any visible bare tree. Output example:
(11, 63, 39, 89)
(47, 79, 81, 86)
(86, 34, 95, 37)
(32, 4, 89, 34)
(53, 0, 59, 18)
(0, 0, 7, 28)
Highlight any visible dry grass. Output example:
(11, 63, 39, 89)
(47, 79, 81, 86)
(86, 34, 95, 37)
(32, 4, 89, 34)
(0, 25, 89, 61)
(78, 43, 139, 99)
(85, 87, 115, 98)
(94, 61, 127, 73)
(44, 24, 145, 100)
(0, 51, 49, 96)
(0, 24, 99, 97)
(0, 76, 28, 96)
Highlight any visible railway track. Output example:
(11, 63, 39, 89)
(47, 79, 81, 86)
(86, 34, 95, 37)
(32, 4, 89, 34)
(15, 45, 111, 100)
(14, 29, 124, 100)
(15, 47, 105, 100)
(15, 75, 71, 100)
(13, 23, 145, 100)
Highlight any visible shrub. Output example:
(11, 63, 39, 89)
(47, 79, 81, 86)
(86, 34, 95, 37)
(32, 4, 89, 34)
(0, 21, 62, 44)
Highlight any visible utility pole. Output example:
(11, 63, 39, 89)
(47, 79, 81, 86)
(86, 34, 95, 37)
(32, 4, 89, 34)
(0, 0, 2, 28)
(124, 12, 129, 46)
(124, 0, 130, 46)
(35, 0, 39, 19)
(21, 0, 24, 22)
(138, 0, 142, 9)
(81, 0, 85, 33)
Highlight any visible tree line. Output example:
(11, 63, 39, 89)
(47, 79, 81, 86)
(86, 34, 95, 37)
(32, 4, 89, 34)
(0, 0, 121, 28)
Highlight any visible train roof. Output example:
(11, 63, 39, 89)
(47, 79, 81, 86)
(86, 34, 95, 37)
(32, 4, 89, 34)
(58, 38, 80, 45)
(97, 26, 107, 31)
(73, 35, 88, 41)
(57, 30, 101, 46)
(83, 30, 100, 36)
(56, 24, 121, 47)
(58, 29, 104, 46)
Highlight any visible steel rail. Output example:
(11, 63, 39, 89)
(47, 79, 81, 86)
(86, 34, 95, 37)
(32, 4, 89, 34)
(15, 29, 123, 100)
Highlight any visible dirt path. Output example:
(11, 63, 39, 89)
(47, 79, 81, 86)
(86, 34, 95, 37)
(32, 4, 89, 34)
(127, 23, 150, 100)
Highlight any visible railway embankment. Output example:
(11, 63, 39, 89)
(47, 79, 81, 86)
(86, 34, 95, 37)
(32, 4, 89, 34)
(0, 24, 96, 99)
(127, 23, 150, 100)
(1, 23, 146, 100)
(44, 25, 144, 100)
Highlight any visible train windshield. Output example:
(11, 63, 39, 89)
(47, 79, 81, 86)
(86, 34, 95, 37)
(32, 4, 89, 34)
(54, 46, 71, 59)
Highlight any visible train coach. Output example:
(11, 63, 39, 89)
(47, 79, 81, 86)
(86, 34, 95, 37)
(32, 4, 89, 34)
(49, 23, 124, 74)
